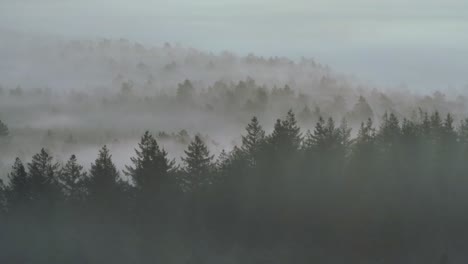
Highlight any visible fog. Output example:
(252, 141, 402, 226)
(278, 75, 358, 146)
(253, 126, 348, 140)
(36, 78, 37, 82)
(1, 32, 468, 175)
(2, 0, 468, 91)
(1, 1, 468, 263)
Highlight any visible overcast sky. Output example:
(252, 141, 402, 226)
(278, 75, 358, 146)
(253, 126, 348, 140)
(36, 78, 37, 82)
(1, 0, 468, 92)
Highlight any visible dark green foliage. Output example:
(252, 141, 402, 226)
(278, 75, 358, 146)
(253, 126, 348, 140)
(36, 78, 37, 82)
(125, 131, 175, 192)
(5, 158, 30, 209)
(86, 145, 123, 206)
(0, 179, 6, 213)
(182, 135, 214, 190)
(2, 110, 468, 263)
(268, 109, 301, 152)
(241, 116, 265, 166)
(27, 148, 62, 206)
(59, 155, 87, 203)
(0, 119, 9, 137)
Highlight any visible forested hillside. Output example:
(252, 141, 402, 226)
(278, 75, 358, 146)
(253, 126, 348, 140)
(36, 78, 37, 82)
(0, 110, 466, 263)
(1, 35, 467, 176)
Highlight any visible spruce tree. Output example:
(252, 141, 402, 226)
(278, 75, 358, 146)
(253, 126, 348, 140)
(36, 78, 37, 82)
(87, 145, 122, 206)
(337, 118, 352, 151)
(442, 113, 456, 142)
(0, 179, 5, 213)
(182, 135, 214, 190)
(268, 110, 301, 152)
(5, 158, 30, 208)
(125, 132, 178, 262)
(304, 117, 343, 152)
(401, 118, 419, 143)
(458, 118, 468, 147)
(125, 131, 175, 192)
(241, 116, 265, 166)
(303, 116, 325, 151)
(377, 112, 401, 150)
(350, 118, 377, 167)
(349, 118, 377, 194)
(59, 155, 87, 203)
(0, 120, 8, 137)
(27, 149, 61, 205)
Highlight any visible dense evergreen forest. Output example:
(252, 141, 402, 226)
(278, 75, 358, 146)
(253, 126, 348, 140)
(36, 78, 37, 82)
(1, 109, 467, 263)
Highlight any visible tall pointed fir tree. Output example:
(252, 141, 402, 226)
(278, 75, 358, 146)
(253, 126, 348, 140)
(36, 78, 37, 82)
(0, 179, 5, 211)
(458, 118, 468, 151)
(182, 135, 214, 191)
(377, 112, 401, 151)
(27, 149, 62, 209)
(125, 131, 175, 194)
(349, 118, 377, 185)
(59, 155, 87, 204)
(87, 145, 123, 210)
(303, 117, 344, 153)
(268, 109, 301, 153)
(356, 118, 376, 147)
(241, 116, 265, 167)
(5, 158, 30, 210)
(0, 119, 9, 137)
(125, 132, 179, 262)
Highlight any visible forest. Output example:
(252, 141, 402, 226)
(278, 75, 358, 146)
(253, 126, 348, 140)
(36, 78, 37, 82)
(1, 34, 467, 263)
(0, 109, 467, 263)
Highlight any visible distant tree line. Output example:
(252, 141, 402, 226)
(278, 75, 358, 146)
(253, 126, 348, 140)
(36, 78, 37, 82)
(1, 110, 467, 263)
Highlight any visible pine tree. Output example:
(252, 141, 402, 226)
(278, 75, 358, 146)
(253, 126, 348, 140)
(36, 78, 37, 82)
(27, 149, 61, 205)
(458, 118, 468, 147)
(338, 118, 352, 151)
(59, 155, 87, 203)
(421, 111, 431, 136)
(442, 113, 456, 142)
(0, 120, 8, 137)
(349, 118, 377, 187)
(87, 145, 122, 205)
(303, 116, 325, 151)
(0, 179, 5, 213)
(304, 117, 342, 152)
(216, 149, 231, 172)
(182, 135, 214, 190)
(269, 110, 301, 152)
(284, 109, 302, 148)
(241, 116, 265, 166)
(5, 158, 30, 208)
(351, 118, 377, 163)
(377, 112, 401, 150)
(125, 131, 175, 193)
(431, 111, 443, 129)
(125, 132, 178, 261)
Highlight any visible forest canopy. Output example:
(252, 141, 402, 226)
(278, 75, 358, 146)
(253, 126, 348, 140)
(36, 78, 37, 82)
(0, 34, 467, 263)
(0, 110, 467, 263)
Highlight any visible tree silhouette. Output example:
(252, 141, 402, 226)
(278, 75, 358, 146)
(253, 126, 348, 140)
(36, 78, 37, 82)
(5, 158, 30, 209)
(125, 131, 175, 192)
(241, 116, 265, 166)
(27, 149, 62, 207)
(0, 120, 9, 137)
(182, 135, 214, 191)
(59, 155, 87, 203)
(268, 110, 301, 153)
(86, 145, 125, 211)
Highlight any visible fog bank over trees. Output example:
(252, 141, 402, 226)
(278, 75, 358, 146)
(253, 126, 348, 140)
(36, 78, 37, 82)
(1, 33, 468, 176)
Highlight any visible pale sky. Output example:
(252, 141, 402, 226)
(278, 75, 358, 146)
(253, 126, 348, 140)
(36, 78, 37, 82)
(1, 0, 468, 91)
